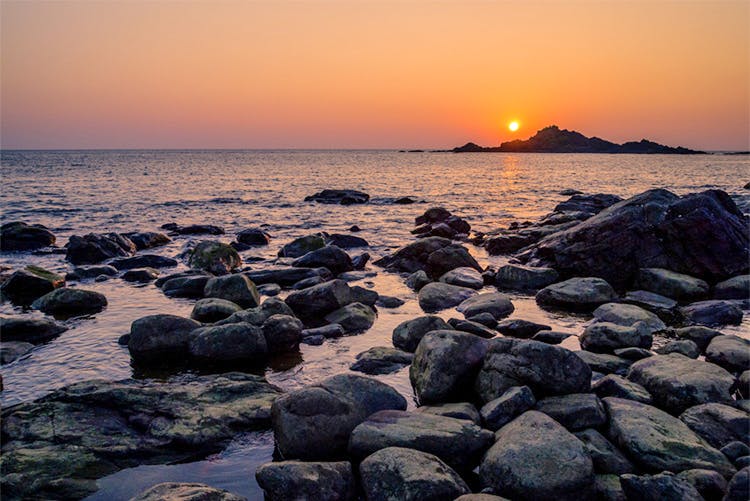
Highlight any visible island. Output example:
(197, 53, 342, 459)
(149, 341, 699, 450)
(453, 125, 705, 154)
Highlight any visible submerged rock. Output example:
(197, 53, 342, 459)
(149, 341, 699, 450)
(255, 461, 355, 501)
(1, 266, 64, 304)
(67, 264, 119, 280)
(0, 341, 34, 365)
(128, 314, 201, 363)
(0, 221, 56, 251)
(162, 223, 225, 235)
(0, 316, 68, 344)
(31, 288, 107, 318)
(305, 189, 369, 205)
(121, 267, 159, 283)
(236, 228, 271, 246)
(111, 254, 178, 270)
(66, 232, 136, 264)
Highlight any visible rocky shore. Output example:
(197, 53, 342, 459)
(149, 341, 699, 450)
(0, 187, 748, 500)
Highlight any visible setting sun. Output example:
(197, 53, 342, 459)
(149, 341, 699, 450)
(509, 121, 520, 132)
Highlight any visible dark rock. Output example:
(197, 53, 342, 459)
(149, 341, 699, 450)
(155, 269, 210, 287)
(536, 277, 618, 312)
(190, 298, 242, 322)
(620, 472, 703, 501)
(425, 245, 481, 278)
(439, 267, 484, 289)
(247, 267, 331, 286)
(714, 275, 750, 300)
(479, 386, 536, 431)
(613, 347, 653, 360)
(456, 292, 514, 320)
(188, 323, 268, 363)
(261, 314, 304, 353)
(554, 193, 624, 214)
(301, 335, 324, 346)
(161, 223, 224, 235)
(111, 254, 178, 270)
(351, 252, 369, 270)
(574, 428, 634, 475)
(593, 302, 666, 332)
(292, 276, 326, 290)
(465, 312, 498, 328)
(592, 474, 626, 501)
(679, 403, 750, 449)
(31, 288, 107, 318)
(0, 221, 56, 251)
(394, 196, 416, 204)
(705, 335, 750, 373)
(0, 316, 67, 344)
(637, 268, 709, 301)
(448, 319, 497, 338)
(418, 282, 476, 312)
(721, 441, 750, 463)
(535, 393, 607, 431)
(349, 225, 361, 232)
(656, 339, 700, 358)
(325, 233, 368, 249)
(374, 237, 477, 275)
(292, 245, 353, 275)
(675, 469, 728, 501)
(236, 228, 271, 246)
(495, 319, 550, 338)
(405, 270, 431, 291)
(575, 350, 632, 375)
(130, 482, 246, 501)
(65, 233, 135, 264)
(187, 241, 241, 275)
(580, 321, 652, 353)
(67, 264, 119, 280)
(591, 374, 652, 404)
(122, 267, 159, 283)
(350, 347, 413, 375)
(494, 264, 559, 291)
(255, 461, 355, 501)
(204, 274, 260, 309)
(349, 285, 378, 306)
(257, 283, 281, 296)
(680, 300, 743, 326)
(415, 402, 480, 424)
(285, 279, 352, 320)
(724, 467, 750, 501)
(532, 330, 572, 344)
(302, 324, 344, 339)
(1, 266, 64, 304)
(622, 289, 681, 323)
(278, 234, 326, 258)
(304, 189, 369, 205)
(128, 314, 201, 363)
(0, 341, 34, 365)
(392, 315, 450, 352)
(162, 275, 210, 298)
(123, 231, 171, 250)
(674, 325, 723, 352)
(376, 295, 404, 308)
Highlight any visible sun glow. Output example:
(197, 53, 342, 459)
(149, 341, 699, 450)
(508, 121, 520, 132)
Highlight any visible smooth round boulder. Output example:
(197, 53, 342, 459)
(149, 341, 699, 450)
(161, 275, 210, 298)
(188, 323, 268, 363)
(494, 264, 559, 291)
(405, 270, 431, 291)
(203, 274, 260, 309)
(129, 482, 246, 501)
(187, 241, 241, 275)
(439, 267, 484, 289)
(580, 321, 653, 353)
(679, 403, 750, 449)
(622, 289, 681, 323)
(284, 279, 352, 320)
(680, 300, 743, 326)
(350, 347, 413, 375)
(713, 275, 750, 300)
(324, 302, 375, 333)
(392, 315, 450, 352)
(592, 303, 666, 332)
(255, 461, 355, 501)
(495, 319, 550, 339)
(190, 298, 242, 323)
(121, 267, 159, 283)
(261, 314, 304, 353)
(128, 314, 201, 363)
(292, 245, 353, 276)
(0, 222, 56, 251)
(705, 335, 750, 373)
(1, 266, 64, 304)
(65, 232, 135, 264)
(278, 234, 326, 258)
(456, 292, 514, 320)
(31, 288, 107, 318)
(236, 228, 270, 246)
(656, 339, 700, 359)
(424, 245, 481, 279)
(536, 277, 618, 312)
(637, 268, 709, 301)
(0, 316, 67, 344)
(418, 282, 476, 313)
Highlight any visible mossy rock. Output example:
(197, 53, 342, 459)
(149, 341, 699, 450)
(187, 241, 241, 275)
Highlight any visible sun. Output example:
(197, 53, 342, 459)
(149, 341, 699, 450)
(508, 121, 520, 132)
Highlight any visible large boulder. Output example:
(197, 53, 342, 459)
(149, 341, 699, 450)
(592, 303, 666, 332)
(188, 323, 268, 363)
(187, 241, 241, 275)
(418, 282, 476, 312)
(680, 300, 743, 326)
(494, 264, 559, 291)
(128, 314, 201, 363)
(536, 277, 618, 312)
(627, 353, 735, 414)
(679, 403, 750, 449)
(278, 234, 326, 258)
(705, 335, 750, 373)
(161, 275, 211, 298)
(324, 302, 376, 333)
(534, 393, 607, 431)
(292, 245, 353, 275)
(1, 266, 64, 304)
(255, 461, 356, 501)
(439, 267, 484, 289)
(636, 268, 710, 301)
(0, 316, 67, 344)
(392, 315, 451, 352)
(261, 314, 304, 353)
(285, 279, 352, 320)
(31, 288, 107, 318)
(410, 330, 488, 404)
(475, 338, 591, 403)
(130, 482, 246, 501)
(622, 289, 681, 324)
(271, 374, 406, 460)
(455, 293, 514, 320)
(359, 447, 469, 501)
(518, 189, 750, 288)
(573, 428, 635, 475)
(65, 232, 135, 264)
(190, 298, 242, 323)
(0, 221, 56, 251)
(603, 397, 736, 477)
(203, 274, 260, 309)
(424, 245, 482, 278)
(714, 275, 750, 300)
(350, 347, 413, 375)
(579, 321, 653, 353)
(479, 411, 595, 500)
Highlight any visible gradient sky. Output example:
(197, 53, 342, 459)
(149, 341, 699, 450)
(1, 1, 748, 150)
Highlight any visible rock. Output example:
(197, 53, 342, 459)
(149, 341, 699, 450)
(714, 275, 750, 300)
(187, 241, 241, 275)
(190, 298, 242, 322)
(0, 341, 34, 364)
(278, 234, 327, 258)
(628, 353, 735, 414)
(456, 292, 514, 320)
(122, 267, 159, 283)
(466, 312, 498, 327)
(455, 496, 509, 501)
(246, 267, 331, 286)
(129, 482, 246, 501)
(722, 441, 750, 463)
(674, 325, 723, 352)
(0, 316, 68, 344)
(593, 303, 666, 332)
(448, 319, 497, 338)
(350, 347, 413, 375)
(188, 323, 268, 363)
(418, 282, 476, 312)
(128, 314, 201, 363)
(574, 428, 634, 474)
(613, 347, 653, 360)
(203, 274, 260, 309)
(735, 456, 750, 468)
(637, 268, 710, 301)
(1, 266, 64, 304)
(302, 324, 345, 339)
(622, 289, 681, 323)
(494, 264, 559, 291)
(593, 474, 626, 501)
(255, 461, 355, 501)
(123, 231, 171, 250)
(410, 330, 488, 404)
(285, 279, 352, 320)
(554, 193, 623, 214)
(257, 283, 281, 296)
(349, 285, 378, 306)
(405, 270, 431, 291)
(532, 330, 572, 344)
(31, 288, 107, 318)
(262, 314, 304, 353)
(475, 338, 592, 403)
(425, 245, 481, 278)
(479, 386, 536, 431)
(376, 295, 404, 308)
(67, 264, 119, 280)
(65, 232, 135, 264)
(480, 410, 595, 500)
(603, 397, 736, 476)
(351, 252, 369, 270)
(292, 276, 326, 290)
(162, 223, 224, 235)
(111, 255, 178, 270)
(656, 339, 700, 358)
(305, 189, 369, 205)
(392, 315, 451, 352)
(323, 302, 375, 334)
(725, 467, 750, 501)
(415, 402, 481, 424)
(359, 447, 469, 501)
(495, 319, 550, 338)
(575, 351, 632, 375)
(619, 473, 703, 501)
(739, 371, 750, 398)
(439, 267, 484, 289)
(349, 410, 494, 470)
(394, 196, 416, 204)
(536, 277, 618, 312)
(0, 221, 56, 251)
(325, 233, 368, 249)
(271, 374, 406, 460)
(675, 469, 728, 501)
(292, 245, 353, 275)
(518, 189, 750, 288)
(681, 300, 743, 326)
(0, 373, 281, 500)
(679, 403, 750, 449)
(705, 335, 750, 373)
(580, 321, 653, 353)
(374, 237, 473, 275)
(535, 393, 607, 431)
(236, 228, 270, 246)
(162, 275, 210, 298)
(591, 374, 652, 404)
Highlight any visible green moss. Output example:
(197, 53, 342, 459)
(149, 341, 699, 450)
(25, 265, 65, 286)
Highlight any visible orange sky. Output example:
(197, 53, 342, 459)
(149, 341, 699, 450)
(1, 1, 748, 150)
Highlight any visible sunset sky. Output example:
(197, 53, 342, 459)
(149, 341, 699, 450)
(1, 1, 748, 150)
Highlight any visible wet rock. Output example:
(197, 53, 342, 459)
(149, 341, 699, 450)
(554, 193, 623, 214)
(324, 302, 375, 333)
(301, 334, 324, 345)
(67, 264, 119, 280)
(410, 330, 488, 404)
(593, 302, 666, 332)
(187, 241, 241, 275)
(714, 275, 750, 300)
(620, 472, 703, 501)
(204, 274, 260, 309)
(535, 393, 607, 431)
(479, 411, 595, 500)
(271, 374, 406, 460)
(415, 402, 480, 424)
(680, 299, 743, 326)
(591, 374, 652, 404)
(575, 350, 632, 375)
(475, 338, 591, 403)
(739, 371, 750, 398)
(292, 245, 353, 275)
(123, 231, 171, 250)
(374, 237, 474, 275)
(128, 314, 201, 363)
(405, 270, 431, 291)
(236, 228, 270, 246)
(359, 447, 469, 501)
(614, 347, 653, 360)
(532, 330, 572, 344)
(155, 269, 209, 287)
(675, 469, 728, 501)
(0, 316, 68, 344)
(305, 189, 369, 205)
(479, 386, 536, 431)
(439, 267, 484, 289)
(418, 282, 476, 312)
(495, 318, 550, 338)
(278, 234, 326, 258)
(349, 410, 494, 470)
(425, 245, 481, 278)
(122, 267, 159, 283)
(350, 252, 369, 270)
(448, 318, 497, 338)
(257, 283, 281, 296)
(376, 295, 404, 308)
(622, 289, 681, 323)
(392, 315, 451, 352)
(66, 232, 136, 264)
(705, 335, 750, 373)
(188, 323, 268, 363)
(536, 277, 618, 312)
(580, 321, 653, 353)
(466, 312, 498, 327)
(494, 264, 559, 291)
(603, 397, 736, 476)
(413, 207, 471, 240)
(325, 233, 368, 249)
(637, 268, 710, 301)
(628, 353, 735, 414)
(292, 276, 326, 290)
(656, 339, 700, 358)
(349, 225, 361, 232)
(302, 324, 344, 339)
(251, 267, 331, 288)
(0, 373, 281, 500)
(111, 254, 178, 270)
(162, 275, 211, 298)
(255, 461, 355, 501)
(190, 298, 242, 322)
(350, 346, 413, 375)
(394, 196, 416, 204)
(31, 288, 107, 318)
(1, 266, 64, 304)
(0, 341, 34, 365)
(262, 314, 304, 353)
(0, 221, 56, 251)
(162, 223, 225, 235)
(350, 285, 378, 306)
(456, 292, 514, 320)
(673, 325, 723, 352)
(285, 279, 352, 320)
(130, 482, 246, 501)
(721, 441, 750, 463)
(574, 428, 634, 474)
(725, 467, 750, 501)
(679, 403, 750, 449)
(593, 474, 626, 501)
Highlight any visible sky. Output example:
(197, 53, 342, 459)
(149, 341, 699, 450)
(1, 1, 748, 150)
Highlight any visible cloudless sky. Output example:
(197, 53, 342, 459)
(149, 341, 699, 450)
(1, 1, 748, 150)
